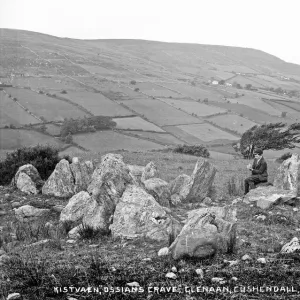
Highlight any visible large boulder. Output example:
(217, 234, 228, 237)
(273, 153, 300, 195)
(168, 174, 191, 204)
(245, 153, 300, 209)
(14, 205, 51, 222)
(128, 165, 144, 185)
(60, 191, 93, 223)
(42, 159, 75, 198)
(177, 158, 216, 203)
(110, 185, 182, 241)
(144, 178, 171, 207)
(169, 205, 237, 260)
(70, 157, 94, 193)
(141, 162, 158, 183)
(12, 164, 42, 186)
(16, 173, 38, 195)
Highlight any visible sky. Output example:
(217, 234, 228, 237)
(1, 0, 300, 64)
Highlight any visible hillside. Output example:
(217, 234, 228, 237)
(1, 28, 300, 159)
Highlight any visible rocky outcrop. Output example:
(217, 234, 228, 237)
(281, 237, 300, 253)
(141, 162, 158, 182)
(110, 185, 182, 241)
(169, 205, 237, 260)
(245, 153, 300, 209)
(42, 159, 75, 198)
(16, 173, 38, 195)
(70, 157, 94, 193)
(144, 178, 171, 207)
(14, 205, 51, 222)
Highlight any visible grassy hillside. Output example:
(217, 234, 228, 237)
(1, 28, 300, 158)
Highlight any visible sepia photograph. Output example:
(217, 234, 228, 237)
(0, 0, 300, 299)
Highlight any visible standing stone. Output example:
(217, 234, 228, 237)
(110, 185, 182, 241)
(180, 158, 217, 202)
(12, 164, 42, 186)
(70, 157, 94, 193)
(128, 165, 145, 185)
(144, 178, 171, 207)
(141, 162, 158, 182)
(273, 153, 300, 195)
(16, 173, 38, 195)
(42, 159, 75, 198)
(168, 174, 191, 195)
(60, 191, 93, 223)
(169, 205, 237, 260)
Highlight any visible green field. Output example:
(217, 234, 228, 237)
(134, 82, 182, 98)
(208, 101, 283, 124)
(61, 91, 133, 116)
(124, 130, 183, 145)
(0, 129, 64, 150)
(208, 114, 258, 134)
(112, 116, 165, 132)
(227, 75, 265, 87)
(119, 98, 200, 126)
(161, 98, 227, 116)
(176, 123, 240, 142)
(0, 91, 39, 126)
(161, 82, 223, 100)
(5, 88, 89, 121)
(73, 130, 165, 152)
(230, 95, 282, 116)
(162, 125, 204, 144)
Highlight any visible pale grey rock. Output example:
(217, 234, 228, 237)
(42, 159, 75, 198)
(14, 205, 50, 222)
(170, 194, 181, 206)
(281, 237, 300, 253)
(181, 158, 217, 202)
(110, 185, 182, 241)
(0, 254, 10, 265)
(70, 157, 94, 193)
(169, 205, 237, 260)
(60, 191, 93, 223)
(158, 247, 169, 256)
(16, 173, 38, 195)
(7, 293, 21, 300)
(141, 162, 158, 182)
(68, 225, 83, 239)
(144, 178, 171, 207)
(13, 164, 41, 186)
(273, 153, 300, 195)
(168, 174, 191, 196)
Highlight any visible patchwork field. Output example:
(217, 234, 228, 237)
(112, 116, 164, 132)
(176, 123, 239, 142)
(10, 76, 84, 92)
(123, 130, 183, 145)
(119, 98, 201, 126)
(161, 83, 223, 100)
(5, 88, 90, 121)
(162, 125, 204, 144)
(213, 64, 259, 74)
(161, 98, 227, 116)
(208, 101, 283, 124)
(208, 114, 258, 134)
(0, 129, 64, 150)
(274, 100, 300, 112)
(73, 130, 165, 152)
(256, 75, 300, 89)
(227, 75, 265, 87)
(263, 99, 298, 115)
(230, 96, 282, 116)
(61, 91, 133, 116)
(0, 91, 39, 126)
(133, 82, 182, 98)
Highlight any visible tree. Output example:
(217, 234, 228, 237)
(245, 84, 252, 90)
(240, 123, 300, 159)
(219, 80, 225, 85)
(281, 112, 287, 118)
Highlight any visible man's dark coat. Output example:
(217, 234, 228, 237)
(251, 157, 268, 181)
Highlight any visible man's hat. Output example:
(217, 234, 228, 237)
(254, 148, 263, 155)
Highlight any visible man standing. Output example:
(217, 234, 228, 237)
(244, 148, 268, 195)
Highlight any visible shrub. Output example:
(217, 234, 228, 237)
(0, 145, 72, 185)
(61, 90, 67, 94)
(130, 80, 136, 85)
(134, 88, 140, 92)
(172, 144, 210, 158)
